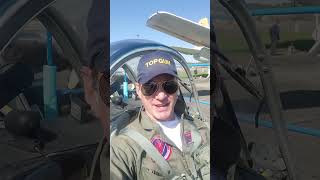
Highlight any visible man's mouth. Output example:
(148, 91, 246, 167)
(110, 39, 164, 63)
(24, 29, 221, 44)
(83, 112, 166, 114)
(154, 103, 169, 107)
(153, 103, 170, 111)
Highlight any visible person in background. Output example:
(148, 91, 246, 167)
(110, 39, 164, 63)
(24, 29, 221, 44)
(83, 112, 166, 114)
(269, 20, 280, 55)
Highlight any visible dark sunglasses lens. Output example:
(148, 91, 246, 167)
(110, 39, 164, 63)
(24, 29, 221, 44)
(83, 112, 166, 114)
(142, 82, 157, 96)
(163, 81, 178, 94)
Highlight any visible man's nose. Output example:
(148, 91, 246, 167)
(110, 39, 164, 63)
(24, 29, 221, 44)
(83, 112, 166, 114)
(155, 89, 168, 100)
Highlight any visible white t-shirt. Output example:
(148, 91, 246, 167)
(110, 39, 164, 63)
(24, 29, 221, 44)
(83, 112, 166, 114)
(156, 115, 182, 151)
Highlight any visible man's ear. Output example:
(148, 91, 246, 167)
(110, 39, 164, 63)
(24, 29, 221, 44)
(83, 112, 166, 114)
(135, 83, 142, 98)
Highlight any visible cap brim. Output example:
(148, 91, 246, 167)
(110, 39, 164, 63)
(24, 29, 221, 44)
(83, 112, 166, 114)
(139, 72, 180, 84)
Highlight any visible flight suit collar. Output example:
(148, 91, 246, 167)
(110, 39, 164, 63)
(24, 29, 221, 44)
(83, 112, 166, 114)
(138, 109, 199, 153)
(138, 107, 184, 131)
(138, 110, 163, 141)
(138, 109, 178, 143)
(139, 109, 156, 130)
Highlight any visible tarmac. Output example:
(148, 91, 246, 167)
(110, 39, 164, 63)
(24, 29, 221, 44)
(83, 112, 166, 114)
(222, 49, 320, 179)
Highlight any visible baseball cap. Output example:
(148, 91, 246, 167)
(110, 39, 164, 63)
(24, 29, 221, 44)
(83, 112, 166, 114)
(137, 51, 179, 84)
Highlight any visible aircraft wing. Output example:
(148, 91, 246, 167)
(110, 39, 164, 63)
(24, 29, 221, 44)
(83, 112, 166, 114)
(199, 47, 210, 60)
(171, 46, 210, 63)
(147, 11, 210, 48)
(171, 46, 199, 55)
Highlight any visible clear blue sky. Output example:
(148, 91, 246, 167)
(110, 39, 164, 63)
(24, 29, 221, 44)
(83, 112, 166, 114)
(110, 0, 210, 50)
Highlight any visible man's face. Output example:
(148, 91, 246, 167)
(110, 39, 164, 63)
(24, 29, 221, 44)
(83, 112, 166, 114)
(136, 74, 178, 121)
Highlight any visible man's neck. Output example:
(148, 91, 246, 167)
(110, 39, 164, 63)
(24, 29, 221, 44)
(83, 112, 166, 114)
(144, 110, 175, 122)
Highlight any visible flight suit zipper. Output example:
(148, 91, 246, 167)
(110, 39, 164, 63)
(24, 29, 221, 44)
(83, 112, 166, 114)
(181, 152, 193, 177)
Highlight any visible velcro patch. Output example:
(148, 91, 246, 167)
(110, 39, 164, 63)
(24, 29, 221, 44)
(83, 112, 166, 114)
(184, 131, 192, 144)
(151, 135, 172, 160)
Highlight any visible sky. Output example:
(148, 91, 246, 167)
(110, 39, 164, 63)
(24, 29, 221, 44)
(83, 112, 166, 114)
(110, 0, 295, 62)
(110, 0, 210, 52)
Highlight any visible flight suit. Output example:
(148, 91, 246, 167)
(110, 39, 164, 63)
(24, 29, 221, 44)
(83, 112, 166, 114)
(110, 110, 210, 180)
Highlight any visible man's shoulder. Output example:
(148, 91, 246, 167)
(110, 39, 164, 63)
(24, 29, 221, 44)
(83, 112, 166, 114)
(119, 114, 142, 133)
(111, 132, 135, 148)
(110, 130, 142, 159)
(183, 113, 209, 129)
(183, 114, 210, 145)
(111, 107, 140, 132)
(111, 116, 142, 147)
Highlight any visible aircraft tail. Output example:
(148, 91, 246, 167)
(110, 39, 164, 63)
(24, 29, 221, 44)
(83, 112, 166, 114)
(192, 18, 209, 50)
(198, 18, 209, 28)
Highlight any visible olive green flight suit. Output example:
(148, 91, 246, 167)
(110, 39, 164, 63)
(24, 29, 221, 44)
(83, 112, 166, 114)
(110, 110, 210, 180)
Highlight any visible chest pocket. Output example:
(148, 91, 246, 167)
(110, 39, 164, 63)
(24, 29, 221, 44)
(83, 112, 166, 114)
(119, 128, 176, 179)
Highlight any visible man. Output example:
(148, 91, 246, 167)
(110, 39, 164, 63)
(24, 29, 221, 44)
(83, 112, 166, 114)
(82, 0, 108, 133)
(110, 51, 210, 179)
(81, 0, 109, 179)
(269, 20, 280, 55)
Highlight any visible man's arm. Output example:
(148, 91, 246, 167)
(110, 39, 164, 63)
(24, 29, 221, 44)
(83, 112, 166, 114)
(109, 136, 137, 180)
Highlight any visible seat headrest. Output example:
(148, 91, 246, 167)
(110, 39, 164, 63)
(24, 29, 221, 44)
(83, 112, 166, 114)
(174, 94, 186, 117)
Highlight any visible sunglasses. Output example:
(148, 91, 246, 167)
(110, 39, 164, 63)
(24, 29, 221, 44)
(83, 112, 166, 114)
(141, 80, 179, 96)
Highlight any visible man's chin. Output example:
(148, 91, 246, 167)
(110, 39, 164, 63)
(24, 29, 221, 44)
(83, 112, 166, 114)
(153, 111, 173, 121)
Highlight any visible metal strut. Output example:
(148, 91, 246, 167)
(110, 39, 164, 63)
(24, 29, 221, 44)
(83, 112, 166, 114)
(217, 0, 300, 179)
